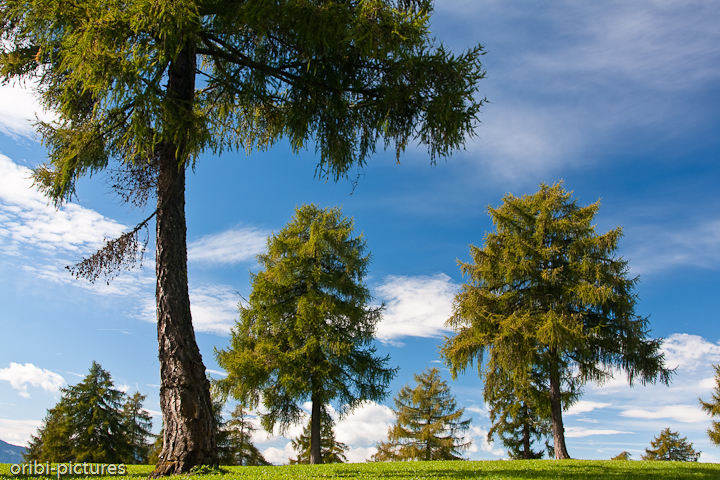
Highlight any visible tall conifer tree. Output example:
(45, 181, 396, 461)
(442, 182, 672, 459)
(373, 368, 471, 461)
(0, 1, 485, 474)
(216, 204, 396, 465)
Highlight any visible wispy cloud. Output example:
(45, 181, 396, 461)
(624, 220, 720, 275)
(374, 274, 458, 345)
(620, 404, 707, 424)
(0, 363, 65, 398)
(662, 333, 720, 372)
(187, 226, 268, 266)
(0, 155, 127, 257)
(565, 427, 632, 438)
(566, 401, 612, 416)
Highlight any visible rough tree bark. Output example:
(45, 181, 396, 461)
(151, 42, 218, 477)
(309, 394, 322, 465)
(548, 354, 570, 459)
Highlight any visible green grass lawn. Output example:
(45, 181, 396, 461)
(2, 460, 720, 480)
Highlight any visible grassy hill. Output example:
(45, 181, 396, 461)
(2, 460, 720, 479)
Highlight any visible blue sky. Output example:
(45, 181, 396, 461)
(1, 0, 720, 464)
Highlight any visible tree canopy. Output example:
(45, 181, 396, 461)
(699, 364, 720, 447)
(24, 361, 153, 464)
(1, 1, 485, 474)
(215, 204, 396, 464)
(372, 368, 471, 461)
(441, 182, 673, 459)
(642, 428, 700, 462)
(214, 402, 270, 466)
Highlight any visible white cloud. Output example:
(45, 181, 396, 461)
(0, 81, 57, 138)
(566, 401, 611, 416)
(0, 418, 43, 446)
(0, 154, 128, 256)
(335, 402, 395, 448)
(0, 363, 65, 398)
(620, 404, 708, 424)
(662, 333, 720, 372)
(565, 427, 632, 438)
(344, 446, 378, 463)
(261, 441, 295, 465)
(466, 426, 504, 457)
(374, 274, 457, 344)
(187, 225, 268, 265)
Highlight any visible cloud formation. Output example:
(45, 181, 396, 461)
(620, 404, 708, 424)
(187, 225, 268, 266)
(0, 82, 57, 138)
(0, 363, 65, 398)
(374, 274, 458, 344)
(0, 418, 43, 446)
(566, 401, 612, 416)
(0, 154, 127, 257)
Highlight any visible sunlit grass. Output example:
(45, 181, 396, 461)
(2, 460, 720, 479)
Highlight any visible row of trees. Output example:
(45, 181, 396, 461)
(23, 187, 720, 467)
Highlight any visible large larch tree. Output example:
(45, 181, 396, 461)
(0, 0, 485, 475)
(441, 182, 672, 459)
(215, 204, 396, 465)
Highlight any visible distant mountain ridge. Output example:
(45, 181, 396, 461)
(0, 439, 26, 464)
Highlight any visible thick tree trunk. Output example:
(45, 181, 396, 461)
(548, 355, 570, 459)
(151, 43, 218, 477)
(309, 396, 322, 465)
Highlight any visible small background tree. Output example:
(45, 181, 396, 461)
(372, 368, 471, 461)
(24, 361, 152, 464)
(222, 405, 270, 466)
(642, 428, 700, 461)
(216, 204, 396, 464)
(289, 407, 348, 464)
(611, 451, 632, 460)
(700, 364, 720, 446)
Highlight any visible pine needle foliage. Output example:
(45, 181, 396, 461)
(642, 428, 700, 462)
(441, 181, 673, 459)
(23, 361, 153, 464)
(219, 405, 271, 467)
(699, 364, 720, 446)
(289, 408, 348, 465)
(215, 204, 396, 464)
(373, 368, 471, 462)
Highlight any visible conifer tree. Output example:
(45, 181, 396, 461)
(289, 407, 348, 464)
(122, 392, 154, 464)
(216, 204, 396, 465)
(0, 2, 485, 473)
(699, 364, 720, 446)
(642, 428, 700, 461)
(223, 405, 270, 466)
(441, 182, 672, 459)
(611, 451, 632, 460)
(372, 368, 471, 461)
(23, 361, 153, 464)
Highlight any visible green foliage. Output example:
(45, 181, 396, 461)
(642, 428, 700, 462)
(215, 204, 396, 459)
(611, 451, 633, 460)
(23, 361, 153, 464)
(373, 368, 470, 462)
(699, 364, 720, 446)
(218, 404, 270, 466)
(290, 408, 348, 465)
(441, 181, 673, 457)
(0, 0, 486, 208)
